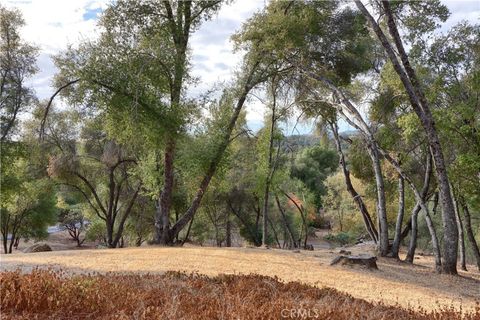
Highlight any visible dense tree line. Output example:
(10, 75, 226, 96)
(1, 1, 478, 276)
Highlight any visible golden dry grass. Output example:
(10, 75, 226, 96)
(1, 245, 479, 313)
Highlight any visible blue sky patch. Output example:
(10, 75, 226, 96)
(83, 7, 102, 21)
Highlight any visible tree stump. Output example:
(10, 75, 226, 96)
(330, 255, 378, 270)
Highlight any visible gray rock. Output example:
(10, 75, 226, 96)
(23, 243, 52, 253)
(330, 255, 378, 270)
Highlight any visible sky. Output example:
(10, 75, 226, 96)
(4, 0, 480, 134)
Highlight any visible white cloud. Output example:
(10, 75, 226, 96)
(4, 0, 479, 133)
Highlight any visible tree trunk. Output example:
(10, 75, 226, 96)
(225, 211, 232, 247)
(13, 236, 20, 250)
(330, 122, 378, 243)
(169, 63, 262, 242)
(405, 204, 420, 263)
(366, 144, 389, 256)
(282, 191, 308, 249)
(8, 234, 16, 254)
(356, 0, 458, 274)
(461, 201, 480, 271)
(451, 188, 467, 271)
(306, 74, 388, 253)
(391, 175, 405, 258)
(181, 214, 195, 246)
(276, 194, 297, 248)
(155, 139, 176, 245)
(262, 183, 270, 247)
(378, 149, 441, 271)
(267, 215, 281, 248)
(228, 200, 260, 247)
(2, 222, 9, 254)
(106, 218, 115, 248)
(262, 79, 277, 247)
(405, 190, 436, 261)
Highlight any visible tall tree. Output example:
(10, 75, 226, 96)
(354, 0, 459, 274)
(0, 5, 38, 141)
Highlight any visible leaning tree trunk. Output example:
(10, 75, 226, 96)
(461, 201, 480, 271)
(276, 194, 298, 249)
(282, 191, 309, 249)
(405, 204, 420, 263)
(366, 144, 389, 256)
(451, 187, 467, 271)
(356, 0, 458, 274)
(330, 122, 378, 243)
(299, 70, 385, 249)
(267, 215, 281, 248)
(169, 62, 263, 242)
(390, 175, 405, 259)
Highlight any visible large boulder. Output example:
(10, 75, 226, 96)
(23, 243, 52, 253)
(330, 254, 378, 270)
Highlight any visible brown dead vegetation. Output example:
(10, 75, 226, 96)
(1, 269, 479, 320)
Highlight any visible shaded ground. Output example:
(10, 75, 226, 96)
(1, 244, 479, 312)
(2, 230, 97, 252)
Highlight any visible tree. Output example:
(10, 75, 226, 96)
(354, 0, 459, 274)
(291, 144, 338, 211)
(0, 5, 38, 141)
(58, 208, 86, 247)
(47, 120, 141, 248)
(49, 0, 280, 245)
(1, 159, 56, 253)
(124, 195, 155, 247)
(0, 9, 54, 253)
(57, 196, 87, 247)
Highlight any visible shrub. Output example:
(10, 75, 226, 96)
(324, 231, 357, 245)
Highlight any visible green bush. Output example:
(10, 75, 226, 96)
(324, 232, 356, 246)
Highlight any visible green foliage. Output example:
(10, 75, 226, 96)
(85, 220, 106, 244)
(234, 1, 374, 86)
(324, 171, 371, 235)
(324, 232, 357, 246)
(1, 157, 57, 247)
(291, 145, 338, 209)
(0, 5, 39, 140)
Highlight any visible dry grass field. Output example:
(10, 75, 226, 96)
(2, 268, 479, 320)
(1, 245, 479, 314)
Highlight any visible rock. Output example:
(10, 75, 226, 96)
(23, 243, 52, 253)
(339, 249, 351, 255)
(293, 250, 301, 253)
(330, 255, 378, 270)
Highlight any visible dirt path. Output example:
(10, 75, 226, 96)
(1, 245, 479, 312)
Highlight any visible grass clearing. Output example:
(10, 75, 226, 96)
(1, 245, 479, 313)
